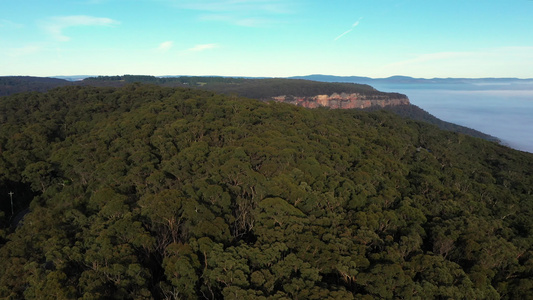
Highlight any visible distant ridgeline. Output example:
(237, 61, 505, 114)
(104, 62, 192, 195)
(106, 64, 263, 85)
(0, 75, 496, 141)
(83, 75, 410, 109)
(1, 75, 409, 109)
(0, 76, 71, 96)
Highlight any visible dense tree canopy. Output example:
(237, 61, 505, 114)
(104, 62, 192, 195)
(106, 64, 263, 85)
(0, 84, 532, 299)
(84, 76, 395, 99)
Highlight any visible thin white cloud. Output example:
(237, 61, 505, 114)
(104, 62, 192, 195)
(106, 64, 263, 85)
(6, 44, 45, 57)
(84, 0, 108, 4)
(235, 18, 269, 27)
(334, 17, 362, 41)
(495, 46, 533, 56)
(172, 0, 294, 27)
(187, 43, 219, 52)
(385, 51, 471, 68)
(157, 41, 174, 52)
(177, 0, 291, 13)
(334, 29, 353, 41)
(378, 47, 533, 78)
(0, 19, 24, 29)
(42, 15, 119, 41)
(200, 14, 272, 27)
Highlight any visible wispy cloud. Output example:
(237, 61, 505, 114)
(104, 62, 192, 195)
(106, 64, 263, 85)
(200, 14, 272, 27)
(187, 43, 219, 52)
(157, 41, 174, 52)
(83, 0, 108, 4)
(334, 17, 362, 41)
(6, 44, 45, 57)
(0, 19, 24, 29)
(385, 47, 533, 71)
(385, 51, 471, 68)
(172, 0, 294, 27)
(42, 15, 119, 41)
(378, 47, 533, 78)
(177, 0, 291, 13)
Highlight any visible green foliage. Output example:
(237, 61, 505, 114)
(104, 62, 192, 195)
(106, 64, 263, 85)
(0, 84, 532, 298)
(82, 75, 386, 99)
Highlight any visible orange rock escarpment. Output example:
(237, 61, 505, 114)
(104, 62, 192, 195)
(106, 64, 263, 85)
(271, 92, 410, 109)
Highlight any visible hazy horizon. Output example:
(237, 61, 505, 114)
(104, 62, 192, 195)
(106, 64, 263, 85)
(4, 74, 533, 81)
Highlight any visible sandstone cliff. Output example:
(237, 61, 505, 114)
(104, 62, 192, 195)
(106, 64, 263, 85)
(270, 92, 410, 109)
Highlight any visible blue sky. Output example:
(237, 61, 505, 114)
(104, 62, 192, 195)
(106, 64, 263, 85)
(1, 0, 533, 78)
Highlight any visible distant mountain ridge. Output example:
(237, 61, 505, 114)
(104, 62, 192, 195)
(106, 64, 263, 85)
(5, 74, 532, 89)
(47, 74, 533, 90)
(289, 74, 533, 89)
(0, 76, 71, 96)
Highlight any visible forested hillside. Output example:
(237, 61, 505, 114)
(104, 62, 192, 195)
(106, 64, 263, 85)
(83, 75, 399, 99)
(0, 76, 71, 96)
(0, 84, 532, 299)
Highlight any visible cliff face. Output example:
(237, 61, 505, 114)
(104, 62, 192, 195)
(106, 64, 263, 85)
(270, 92, 410, 109)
